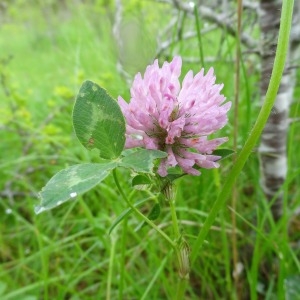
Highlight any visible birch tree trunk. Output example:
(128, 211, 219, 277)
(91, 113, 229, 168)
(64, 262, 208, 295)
(259, 0, 300, 221)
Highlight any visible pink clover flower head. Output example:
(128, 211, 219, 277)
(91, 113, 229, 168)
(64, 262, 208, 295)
(118, 56, 231, 177)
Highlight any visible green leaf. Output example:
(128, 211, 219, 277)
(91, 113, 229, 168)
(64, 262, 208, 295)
(121, 148, 138, 157)
(147, 203, 161, 220)
(35, 162, 117, 214)
(108, 197, 151, 234)
(135, 202, 161, 231)
(212, 148, 235, 160)
(132, 174, 152, 190)
(166, 173, 185, 182)
(73, 81, 125, 159)
(119, 149, 167, 173)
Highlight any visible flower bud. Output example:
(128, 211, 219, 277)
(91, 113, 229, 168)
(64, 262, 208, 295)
(176, 239, 190, 279)
(161, 181, 175, 201)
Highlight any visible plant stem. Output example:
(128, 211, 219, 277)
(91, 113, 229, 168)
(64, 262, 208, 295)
(169, 199, 180, 239)
(141, 250, 172, 300)
(106, 233, 116, 300)
(168, 187, 190, 300)
(232, 0, 243, 296)
(112, 169, 176, 249)
(193, 3, 205, 68)
(118, 217, 127, 300)
(176, 278, 188, 300)
(190, 0, 295, 265)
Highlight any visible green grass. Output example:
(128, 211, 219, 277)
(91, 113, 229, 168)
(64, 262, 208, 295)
(1, 1, 300, 299)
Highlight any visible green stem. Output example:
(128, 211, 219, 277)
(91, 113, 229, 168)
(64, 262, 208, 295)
(232, 0, 243, 296)
(112, 169, 176, 249)
(169, 200, 184, 300)
(118, 217, 127, 300)
(167, 188, 189, 300)
(141, 250, 172, 300)
(193, 4, 205, 68)
(106, 234, 116, 300)
(176, 278, 188, 300)
(35, 228, 49, 300)
(190, 0, 295, 265)
(169, 199, 181, 239)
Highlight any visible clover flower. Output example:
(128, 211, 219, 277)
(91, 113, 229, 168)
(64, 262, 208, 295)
(118, 56, 231, 177)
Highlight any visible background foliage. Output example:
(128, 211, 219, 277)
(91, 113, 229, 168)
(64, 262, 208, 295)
(0, 0, 299, 299)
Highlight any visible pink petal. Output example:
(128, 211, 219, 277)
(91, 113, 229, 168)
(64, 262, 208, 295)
(166, 116, 186, 144)
(117, 56, 231, 177)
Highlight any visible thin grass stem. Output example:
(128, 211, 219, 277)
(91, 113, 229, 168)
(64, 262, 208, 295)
(141, 250, 172, 300)
(118, 217, 128, 300)
(106, 233, 117, 300)
(232, 0, 243, 297)
(193, 4, 205, 68)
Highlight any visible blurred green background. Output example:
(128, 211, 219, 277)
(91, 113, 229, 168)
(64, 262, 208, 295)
(1, 1, 299, 299)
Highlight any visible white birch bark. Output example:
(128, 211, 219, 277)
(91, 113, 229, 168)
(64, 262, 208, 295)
(258, 0, 300, 220)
